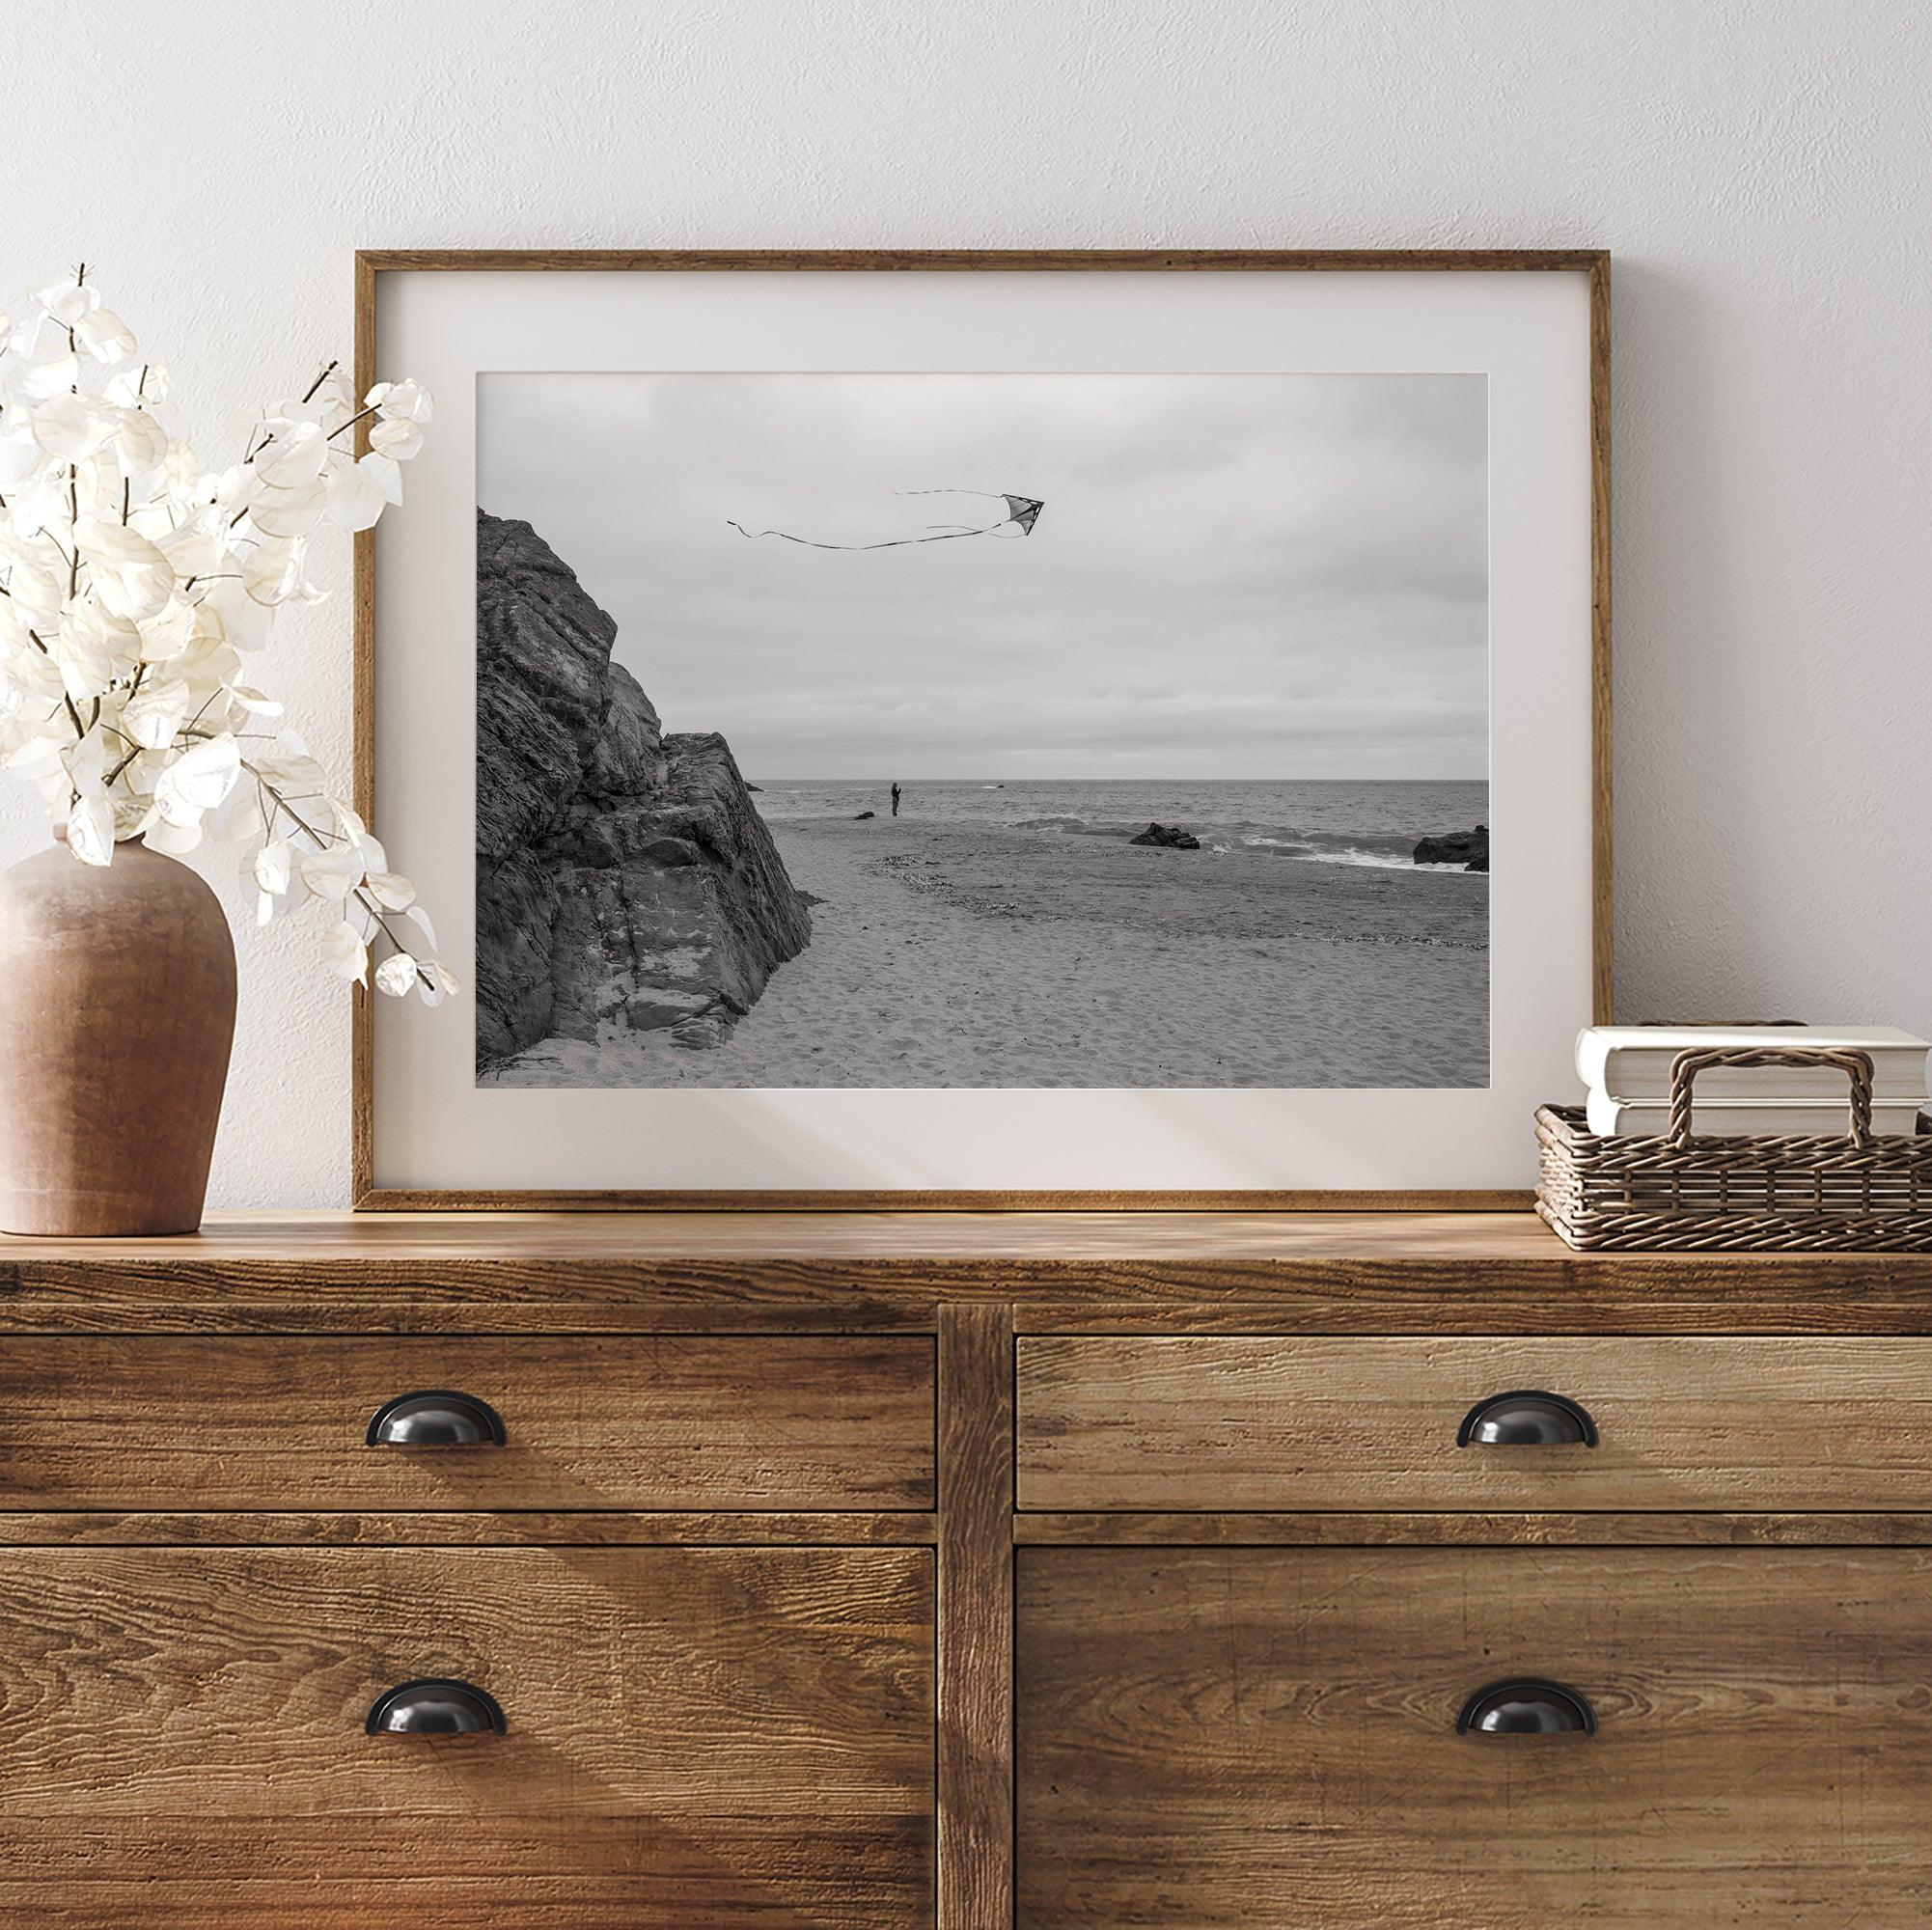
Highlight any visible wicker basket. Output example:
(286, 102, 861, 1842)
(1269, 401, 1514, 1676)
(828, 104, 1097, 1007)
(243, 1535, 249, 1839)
(1536, 1046, 1932, 1252)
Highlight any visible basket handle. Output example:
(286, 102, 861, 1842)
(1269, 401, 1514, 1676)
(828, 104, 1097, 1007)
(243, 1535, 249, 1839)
(1666, 1046, 1876, 1148)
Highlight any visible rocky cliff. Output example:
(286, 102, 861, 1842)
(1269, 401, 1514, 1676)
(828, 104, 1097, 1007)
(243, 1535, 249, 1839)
(475, 510, 810, 1070)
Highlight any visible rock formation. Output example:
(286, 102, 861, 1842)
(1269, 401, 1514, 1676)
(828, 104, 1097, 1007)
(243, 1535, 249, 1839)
(475, 510, 810, 1069)
(1129, 822, 1201, 849)
(1413, 824, 1489, 872)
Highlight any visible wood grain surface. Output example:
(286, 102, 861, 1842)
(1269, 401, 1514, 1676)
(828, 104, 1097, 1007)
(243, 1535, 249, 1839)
(14, 1506, 1930, 1551)
(1014, 1509, 1932, 1547)
(938, 1305, 1016, 1930)
(10, 1209, 1932, 1927)
(360, 249, 1611, 274)
(1018, 1545, 1932, 1926)
(0, 1334, 933, 1511)
(9, 1212, 1932, 1337)
(1588, 249, 1614, 1023)
(1017, 1335, 1932, 1512)
(0, 1206, 1587, 1260)
(0, 1508, 938, 1547)
(0, 1545, 933, 1926)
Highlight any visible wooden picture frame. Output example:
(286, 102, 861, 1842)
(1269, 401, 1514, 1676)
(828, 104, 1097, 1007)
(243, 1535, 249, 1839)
(352, 249, 1611, 1211)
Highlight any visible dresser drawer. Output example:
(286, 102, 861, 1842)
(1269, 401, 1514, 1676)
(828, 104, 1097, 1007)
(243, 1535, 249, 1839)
(1016, 1336, 1932, 1511)
(1019, 1545, 1932, 1927)
(0, 1545, 932, 1926)
(0, 1335, 934, 1511)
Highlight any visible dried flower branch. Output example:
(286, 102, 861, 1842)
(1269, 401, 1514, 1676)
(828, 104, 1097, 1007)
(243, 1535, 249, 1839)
(0, 269, 453, 1002)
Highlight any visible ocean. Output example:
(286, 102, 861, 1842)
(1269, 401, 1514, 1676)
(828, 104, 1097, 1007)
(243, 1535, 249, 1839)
(748, 778, 1488, 871)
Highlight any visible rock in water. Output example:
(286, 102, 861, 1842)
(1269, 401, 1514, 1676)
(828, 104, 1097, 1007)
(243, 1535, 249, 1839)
(1129, 822, 1201, 849)
(1413, 824, 1489, 871)
(475, 510, 811, 1070)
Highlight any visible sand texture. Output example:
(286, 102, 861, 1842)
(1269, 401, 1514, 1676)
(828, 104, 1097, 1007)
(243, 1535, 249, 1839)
(485, 815, 1488, 1090)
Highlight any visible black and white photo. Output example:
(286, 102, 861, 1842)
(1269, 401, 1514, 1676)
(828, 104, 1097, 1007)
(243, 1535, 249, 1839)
(474, 371, 1491, 1091)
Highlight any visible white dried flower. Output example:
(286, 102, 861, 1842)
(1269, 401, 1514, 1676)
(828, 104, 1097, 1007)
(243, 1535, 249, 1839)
(0, 270, 448, 1001)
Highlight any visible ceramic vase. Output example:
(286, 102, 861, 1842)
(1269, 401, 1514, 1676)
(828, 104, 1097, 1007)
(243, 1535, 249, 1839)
(0, 839, 236, 1235)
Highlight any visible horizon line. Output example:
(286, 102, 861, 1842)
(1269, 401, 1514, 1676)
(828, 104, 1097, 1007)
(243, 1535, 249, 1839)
(742, 773, 1491, 784)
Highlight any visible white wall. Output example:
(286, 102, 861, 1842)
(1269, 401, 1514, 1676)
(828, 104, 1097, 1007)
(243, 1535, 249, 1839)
(5, 0, 1927, 1205)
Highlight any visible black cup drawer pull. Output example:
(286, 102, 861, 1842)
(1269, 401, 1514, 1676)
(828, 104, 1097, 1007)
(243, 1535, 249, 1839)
(1457, 1678, 1596, 1736)
(1457, 1390, 1597, 1448)
(366, 1678, 507, 1736)
(365, 1390, 507, 1447)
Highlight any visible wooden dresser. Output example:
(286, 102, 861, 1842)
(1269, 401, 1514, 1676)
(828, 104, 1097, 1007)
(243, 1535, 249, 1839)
(3, 1212, 1930, 1926)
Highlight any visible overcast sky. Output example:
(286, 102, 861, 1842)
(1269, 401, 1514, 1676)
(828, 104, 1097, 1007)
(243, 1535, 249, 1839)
(477, 372, 1487, 780)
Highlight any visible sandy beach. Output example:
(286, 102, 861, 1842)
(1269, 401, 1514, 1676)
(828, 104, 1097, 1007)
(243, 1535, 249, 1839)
(487, 815, 1488, 1089)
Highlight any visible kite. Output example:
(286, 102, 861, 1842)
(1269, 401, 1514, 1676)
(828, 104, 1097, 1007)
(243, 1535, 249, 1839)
(729, 489, 1044, 550)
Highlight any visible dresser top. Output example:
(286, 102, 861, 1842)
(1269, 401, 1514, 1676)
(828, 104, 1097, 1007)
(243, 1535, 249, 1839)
(4, 1211, 1927, 1335)
(4, 1208, 1578, 1264)
(4, 1207, 1926, 1270)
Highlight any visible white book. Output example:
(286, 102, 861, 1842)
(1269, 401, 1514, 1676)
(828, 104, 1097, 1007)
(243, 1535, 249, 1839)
(1577, 1026, 1932, 1104)
(1586, 1090, 1929, 1139)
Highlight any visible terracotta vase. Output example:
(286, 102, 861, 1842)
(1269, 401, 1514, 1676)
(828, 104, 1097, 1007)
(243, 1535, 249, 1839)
(0, 839, 236, 1235)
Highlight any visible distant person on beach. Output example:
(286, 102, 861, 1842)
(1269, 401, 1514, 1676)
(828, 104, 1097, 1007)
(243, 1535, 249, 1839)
(891, 783, 901, 817)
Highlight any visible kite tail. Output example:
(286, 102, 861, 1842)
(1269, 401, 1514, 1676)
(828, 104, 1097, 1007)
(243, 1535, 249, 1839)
(728, 518, 1005, 550)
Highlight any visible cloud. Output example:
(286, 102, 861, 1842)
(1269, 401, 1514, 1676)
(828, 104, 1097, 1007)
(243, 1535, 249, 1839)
(478, 371, 1487, 779)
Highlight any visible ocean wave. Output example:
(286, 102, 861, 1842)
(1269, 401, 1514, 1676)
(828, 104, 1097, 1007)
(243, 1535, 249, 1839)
(1255, 843, 1485, 873)
(1242, 829, 1412, 857)
(1009, 814, 1481, 872)
(1013, 814, 1198, 840)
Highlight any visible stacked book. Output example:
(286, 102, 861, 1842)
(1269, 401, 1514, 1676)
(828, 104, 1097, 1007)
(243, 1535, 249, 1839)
(1577, 1025, 1932, 1138)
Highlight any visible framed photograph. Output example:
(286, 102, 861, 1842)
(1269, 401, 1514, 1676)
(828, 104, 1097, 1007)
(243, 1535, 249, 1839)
(353, 250, 1609, 1208)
